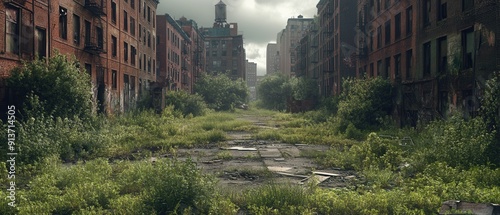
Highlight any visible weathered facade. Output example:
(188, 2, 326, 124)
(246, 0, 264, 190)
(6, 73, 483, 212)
(278, 15, 313, 78)
(0, 0, 159, 114)
(201, 1, 246, 81)
(266, 43, 279, 75)
(355, 0, 500, 126)
(246, 60, 257, 100)
(177, 16, 206, 93)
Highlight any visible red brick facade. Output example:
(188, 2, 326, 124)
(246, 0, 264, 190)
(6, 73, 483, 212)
(0, 0, 158, 114)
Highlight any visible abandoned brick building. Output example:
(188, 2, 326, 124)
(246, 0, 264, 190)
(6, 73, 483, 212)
(0, 0, 159, 114)
(356, 0, 500, 126)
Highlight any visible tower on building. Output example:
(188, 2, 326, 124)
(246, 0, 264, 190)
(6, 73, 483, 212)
(215, 0, 227, 25)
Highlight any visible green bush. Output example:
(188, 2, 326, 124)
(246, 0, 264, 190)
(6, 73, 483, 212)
(336, 77, 393, 131)
(480, 72, 500, 165)
(244, 183, 311, 215)
(195, 74, 248, 111)
(7, 53, 92, 120)
(417, 114, 495, 168)
(165, 90, 208, 117)
(257, 74, 292, 111)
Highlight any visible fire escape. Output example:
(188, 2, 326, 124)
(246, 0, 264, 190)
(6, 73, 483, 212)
(84, 0, 107, 55)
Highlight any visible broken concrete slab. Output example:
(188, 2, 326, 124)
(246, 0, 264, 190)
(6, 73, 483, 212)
(267, 166, 293, 172)
(313, 171, 342, 177)
(300, 175, 331, 185)
(221, 146, 258, 151)
(259, 148, 282, 158)
(274, 158, 286, 162)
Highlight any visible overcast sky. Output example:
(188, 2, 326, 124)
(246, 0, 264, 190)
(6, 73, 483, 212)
(157, 0, 318, 76)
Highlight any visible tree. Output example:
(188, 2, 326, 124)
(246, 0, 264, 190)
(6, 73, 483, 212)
(256, 73, 292, 111)
(194, 74, 248, 111)
(7, 53, 93, 119)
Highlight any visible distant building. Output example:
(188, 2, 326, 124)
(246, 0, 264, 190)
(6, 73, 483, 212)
(0, 0, 159, 114)
(266, 43, 279, 74)
(278, 15, 314, 77)
(200, 0, 246, 80)
(177, 17, 206, 93)
(246, 60, 257, 100)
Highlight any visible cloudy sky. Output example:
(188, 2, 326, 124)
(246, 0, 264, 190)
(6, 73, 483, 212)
(157, 0, 318, 76)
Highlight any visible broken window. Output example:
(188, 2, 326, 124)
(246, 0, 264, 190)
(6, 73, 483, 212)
(462, 0, 474, 11)
(112, 70, 117, 89)
(124, 42, 128, 62)
(395, 13, 401, 40)
(438, 0, 448, 20)
(438, 36, 448, 74)
(423, 42, 431, 76)
(462, 28, 474, 69)
(111, 1, 117, 23)
(406, 6, 413, 35)
(6, 7, 20, 54)
(385, 20, 391, 45)
(423, 0, 431, 26)
(59, 7, 68, 39)
(36, 27, 46, 58)
(394, 54, 401, 79)
(73, 14, 80, 45)
(112, 36, 117, 57)
(406, 49, 413, 80)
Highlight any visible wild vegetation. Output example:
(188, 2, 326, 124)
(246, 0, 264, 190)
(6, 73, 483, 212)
(1, 56, 499, 214)
(194, 73, 248, 111)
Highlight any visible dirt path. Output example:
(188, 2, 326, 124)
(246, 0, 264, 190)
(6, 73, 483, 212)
(173, 112, 356, 190)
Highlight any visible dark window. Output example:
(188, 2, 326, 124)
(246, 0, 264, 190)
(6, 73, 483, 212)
(131, 0, 135, 9)
(73, 14, 80, 45)
(377, 26, 382, 49)
(370, 31, 374, 52)
(377, 60, 383, 77)
(124, 11, 128, 32)
(395, 13, 401, 40)
(406, 6, 413, 35)
(370, 63, 374, 77)
(111, 36, 117, 57)
(147, 6, 151, 22)
(139, 53, 142, 70)
(36, 27, 46, 58)
(438, 36, 447, 74)
(6, 7, 20, 54)
(423, 42, 431, 76)
(143, 2, 146, 19)
(462, 28, 474, 69)
(59, 7, 68, 39)
(462, 0, 474, 11)
(385, 57, 391, 78)
(124, 42, 128, 62)
(130, 17, 135, 36)
(395, 54, 401, 79)
(96, 27, 103, 49)
(143, 54, 146, 71)
(385, 20, 391, 45)
(385, 0, 390, 9)
(376, 0, 381, 13)
(148, 31, 151, 47)
(84, 20, 91, 45)
(111, 1, 117, 23)
(139, 24, 142, 40)
(85, 63, 92, 80)
(423, 0, 431, 26)
(438, 1, 448, 20)
(131, 46, 136, 66)
(112, 70, 117, 89)
(406, 49, 413, 80)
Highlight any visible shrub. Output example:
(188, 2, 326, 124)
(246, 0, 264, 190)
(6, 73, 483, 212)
(480, 72, 500, 165)
(7, 53, 92, 120)
(336, 77, 393, 131)
(256, 74, 292, 111)
(195, 74, 248, 111)
(165, 91, 208, 117)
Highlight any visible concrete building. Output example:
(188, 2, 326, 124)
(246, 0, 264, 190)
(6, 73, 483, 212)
(246, 60, 257, 100)
(266, 43, 279, 74)
(177, 17, 206, 93)
(201, 0, 246, 80)
(278, 15, 314, 77)
(0, 0, 159, 113)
